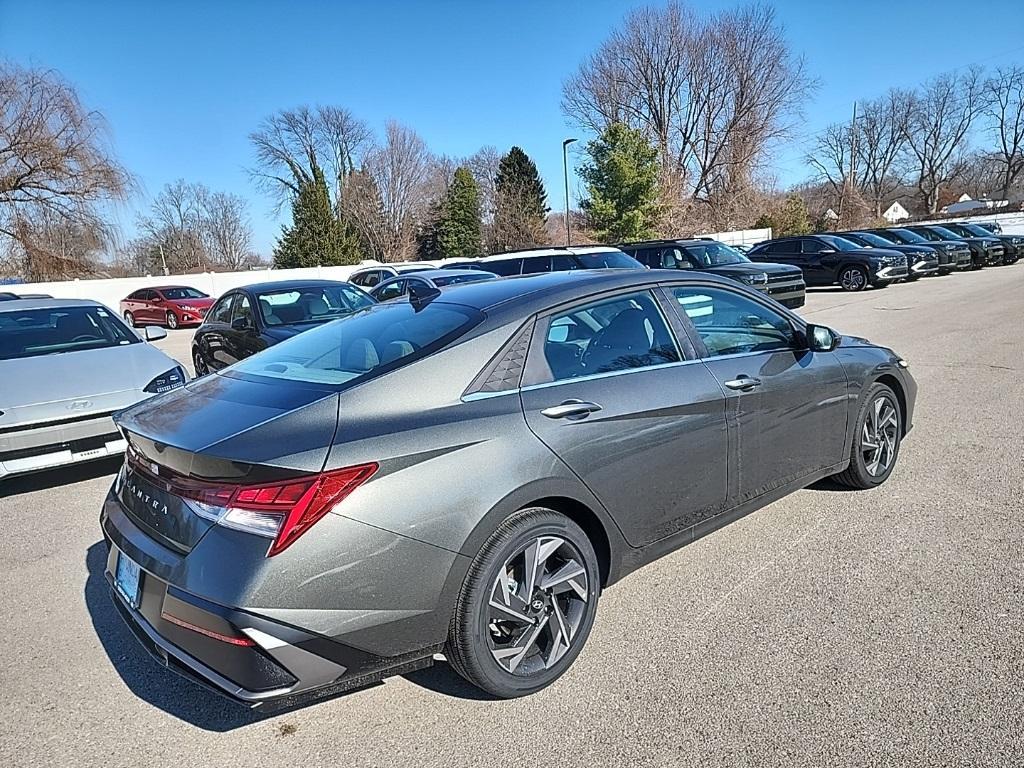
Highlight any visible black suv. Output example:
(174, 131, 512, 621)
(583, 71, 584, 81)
(905, 225, 1001, 268)
(746, 234, 908, 291)
(867, 228, 971, 271)
(834, 231, 941, 279)
(619, 239, 805, 308)
(943, 222, 1020, 264)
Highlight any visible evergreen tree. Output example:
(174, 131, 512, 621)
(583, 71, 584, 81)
(754, 193, 812, 238)
(434, 166, 483, 259)
(492, 146, 549, 252)
(578, 123, 659, 243)
(274, 164, 361, 268)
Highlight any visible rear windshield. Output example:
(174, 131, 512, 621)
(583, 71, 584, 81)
(0, 305, 140, 360)
(231, 300, 481, 385)
(432, 273, 495, 287)
(162, 287, 208, 300)
(257, 284, 375, 326)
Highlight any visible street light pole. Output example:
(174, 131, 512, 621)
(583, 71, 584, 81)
(562, 138, 577, 246)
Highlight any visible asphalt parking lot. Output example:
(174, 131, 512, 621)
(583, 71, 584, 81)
(2, 267, 1023, 767)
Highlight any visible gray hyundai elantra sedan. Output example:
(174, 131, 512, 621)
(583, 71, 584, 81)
(101, 269, 916, 703)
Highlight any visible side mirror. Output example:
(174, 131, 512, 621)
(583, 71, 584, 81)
(805, 323, 838, 352)
(142, 325, 167, 342)
(231, 317, 251, 332)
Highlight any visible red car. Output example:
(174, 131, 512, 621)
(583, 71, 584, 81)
(120, 286, 215, 330)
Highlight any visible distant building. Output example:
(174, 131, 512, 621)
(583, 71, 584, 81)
(823, 208, 839, 222)
(882, 201, 910, 223)
(942, 194, 1009, 215)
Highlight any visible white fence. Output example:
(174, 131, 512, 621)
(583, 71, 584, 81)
(701, 227, 772, 247)
(5, 262, 393, 311)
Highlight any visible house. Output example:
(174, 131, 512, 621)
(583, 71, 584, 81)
(882, 201, 910, 223)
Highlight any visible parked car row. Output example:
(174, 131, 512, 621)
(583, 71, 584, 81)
(742, 222, 1020, 292)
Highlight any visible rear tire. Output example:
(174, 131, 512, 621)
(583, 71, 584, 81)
(446, 508, 600, 698)
(831, 382, 902, 489)
(839, 265, 868, 292)
(193, 349, 209, 377)
(123, 311, 136, 327)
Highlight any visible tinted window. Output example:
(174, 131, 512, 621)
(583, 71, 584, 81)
(521, 257, 552, 274)
(573, 250, 644, 269)
(680, 241, 747, 266)
(210, 295, 234, 323)
(0, 305, 140, 360)
(128, 290, 146, 300)
(671, 286, 796, 357)
(257, 284, 375, 325)
(350, 270, 381, 287)
(374, 280, 405, 302)
(232, 301, 481, 386)
(549, 255, 579, 271)
(232, 294, 253, 326)
(539, 291, 680, 383)
(482, 259, 523, 276)
(764, 242, 791, 255)
(162, 287, 208, 300)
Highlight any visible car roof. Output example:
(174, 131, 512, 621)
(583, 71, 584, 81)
(470, 246, 624, 263)
(398, 268, 490, 280)
(234, 279, 352, 293)
(139, 285, 198, 292)
(428, 268, 742, 319)
(618, 238, 712, 247)
(0, 297, 104, 312)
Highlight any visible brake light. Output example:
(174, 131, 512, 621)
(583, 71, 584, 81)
(159, 611, 256, 646)
(127, 450, 378, 556)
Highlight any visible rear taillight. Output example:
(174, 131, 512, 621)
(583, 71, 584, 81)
(127, 449, 378, 556)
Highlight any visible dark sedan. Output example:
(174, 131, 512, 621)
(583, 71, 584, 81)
(190, 279, 374, 375)
(104, 269, 915, 704)
(618, 238, 806, 308)
(835, 232, 940, 279)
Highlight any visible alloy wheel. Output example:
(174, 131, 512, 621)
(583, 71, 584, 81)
(861, 395, 899, 476)
(124, 311, 135, 327)
(166, 311, 178, 329)
(487, 535, 589, 675)
(840, 267, 867, 291)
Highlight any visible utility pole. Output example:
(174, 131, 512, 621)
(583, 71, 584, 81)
(562, 138, 578, 246)
(840, 101, 858, 228)
(157, 242, 169, 276)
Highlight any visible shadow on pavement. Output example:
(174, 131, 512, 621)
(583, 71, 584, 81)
(83, 542, 491, 730)
(0, 457, 121, 498)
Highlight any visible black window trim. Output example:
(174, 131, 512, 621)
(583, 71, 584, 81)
(209, 292, 236, 325)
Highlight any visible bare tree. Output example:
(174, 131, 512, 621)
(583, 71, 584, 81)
(562, 2, 814, 229)
(981, 65, 1024, 200)
(361, 121, 433, 261)
(137, 180, 206, 272)
(465, 145, 501, 221)
(856, 92, 910, 217)
(0, 62, 130, 278)
(249, 105, 371, 210)
(900, 68, 983, 214)
(197, 189, 256, 269)
(806, 122, 856, 222)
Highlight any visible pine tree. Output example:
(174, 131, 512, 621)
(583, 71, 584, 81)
(274, 164, 361, 268)
(492, 146, 549, 252)
(578, 123, 659, 243)
(434, 166, 483, 259)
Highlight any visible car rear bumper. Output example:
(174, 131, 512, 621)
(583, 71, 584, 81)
(100, 486, 462, 706)
(0, 413, 125, 479)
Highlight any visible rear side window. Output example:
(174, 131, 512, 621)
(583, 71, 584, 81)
(483, 259, 522, 276)
(231, 301, 482, 386)
(520, 257, 552, 274)
(210, 295, 234, 323)
(538, 291, 679, 383)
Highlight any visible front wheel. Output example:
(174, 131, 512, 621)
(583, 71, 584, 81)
(166, 311, 179, 330)
(839, 265, 869, 291)
(446, 508, 600, 698)
(831, 382, 902, 489)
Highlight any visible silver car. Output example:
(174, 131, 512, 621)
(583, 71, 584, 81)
(0, 298, 186, 480)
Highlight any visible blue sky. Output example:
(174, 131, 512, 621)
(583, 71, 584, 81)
(3, 0, 1024, 254)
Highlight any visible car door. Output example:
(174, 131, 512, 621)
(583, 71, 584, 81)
(519, 288, 731, 547)
(666, 283, 848, 502)
(200, 293, 236, 370)
(227, 293, 265, 362)
(799, 238, 840, 286)
(132, 289, 153, 322)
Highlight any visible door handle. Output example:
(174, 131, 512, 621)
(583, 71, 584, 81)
(723, 376, 762, 392)
(540, 400, 603, 420)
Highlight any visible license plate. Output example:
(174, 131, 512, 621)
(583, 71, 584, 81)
(115, 551, 142, 608)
